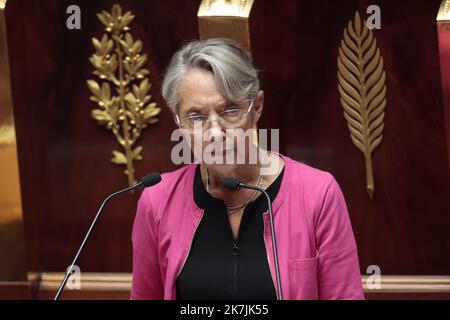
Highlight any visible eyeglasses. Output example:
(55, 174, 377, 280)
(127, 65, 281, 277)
(175, 99, 255, 132)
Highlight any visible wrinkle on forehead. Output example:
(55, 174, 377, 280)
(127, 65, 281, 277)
(178, 68, 227, 114)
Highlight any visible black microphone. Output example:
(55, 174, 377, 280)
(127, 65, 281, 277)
(53, 172, 162, 300)
(223, 177, 283, 300)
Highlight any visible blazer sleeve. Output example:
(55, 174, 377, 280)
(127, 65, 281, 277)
(130, 188, 164, 300)
(315, 176, 365, 300)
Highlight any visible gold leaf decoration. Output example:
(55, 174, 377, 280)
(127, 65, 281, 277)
(88, 4, 161, 187)
(337, 11, 387, 199)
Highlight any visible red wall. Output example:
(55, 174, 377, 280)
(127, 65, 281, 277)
(6, 0, 450, 275)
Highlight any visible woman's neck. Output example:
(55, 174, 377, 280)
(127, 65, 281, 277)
(200, 151, 283, 208)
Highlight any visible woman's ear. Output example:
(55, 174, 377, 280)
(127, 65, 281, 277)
(253, 90, 264, 123)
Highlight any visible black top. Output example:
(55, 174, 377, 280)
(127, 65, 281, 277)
(176, 165, 285, 300)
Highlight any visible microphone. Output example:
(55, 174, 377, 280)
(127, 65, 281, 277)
(53, 172, 162, 300)
(223, 177, 283, 300)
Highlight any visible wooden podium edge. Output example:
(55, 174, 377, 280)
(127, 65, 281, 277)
(2, 273, 450, 299)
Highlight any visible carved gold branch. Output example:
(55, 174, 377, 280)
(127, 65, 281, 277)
(337, 11, 387, 199)
(87, 4, 161, 187)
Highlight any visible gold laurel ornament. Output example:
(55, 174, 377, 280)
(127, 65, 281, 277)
(87, 4, 161, 187)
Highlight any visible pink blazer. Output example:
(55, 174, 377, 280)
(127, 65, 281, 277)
(131, 154, 364, 300)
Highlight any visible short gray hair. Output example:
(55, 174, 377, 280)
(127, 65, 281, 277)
(161, 38, 260, 113)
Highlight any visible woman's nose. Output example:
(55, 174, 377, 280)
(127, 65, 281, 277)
(206, 116, 225, 142)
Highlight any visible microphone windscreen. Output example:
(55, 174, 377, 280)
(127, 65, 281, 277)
(223, 177, 241, 190)
(141, 172, 162, 187)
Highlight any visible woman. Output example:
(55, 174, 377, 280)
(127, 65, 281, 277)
(131, 38, 364, 300)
